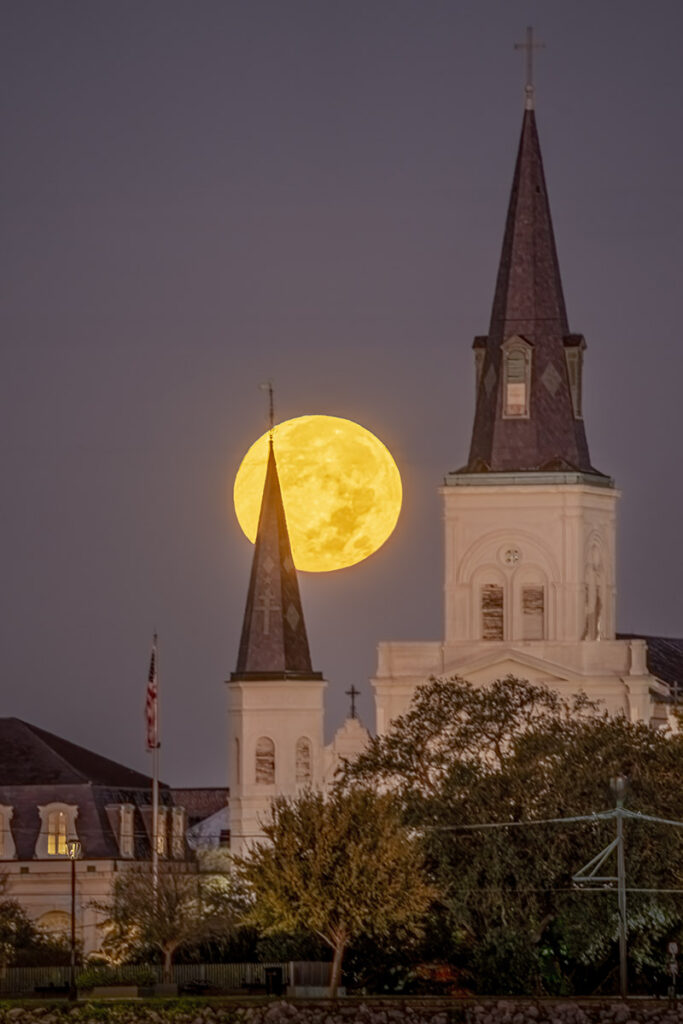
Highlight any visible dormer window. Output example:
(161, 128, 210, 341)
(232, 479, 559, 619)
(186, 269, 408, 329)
(156, 807, 168, 858)
(473, 336, 488, 393)
(36, 803, 79, 858)
(564, 335, 586, 419)
(0, 806, 16, 860)
(502, 335, 532, 418)
(120, 804, 134, 858)
(171, 807, 186, 859)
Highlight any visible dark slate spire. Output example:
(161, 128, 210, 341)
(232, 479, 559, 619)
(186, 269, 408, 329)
(232, 438, 322, 681)
(463, 108, 601, 475)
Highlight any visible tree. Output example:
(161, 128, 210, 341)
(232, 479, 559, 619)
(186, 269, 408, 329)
(98, 861, 241, 981)
(236, 787, 436, 997)
(342, 676, 683, 995)
(0, 899, 72, 967)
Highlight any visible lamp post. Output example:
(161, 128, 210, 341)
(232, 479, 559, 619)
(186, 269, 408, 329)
(67, 839, 82, 1001)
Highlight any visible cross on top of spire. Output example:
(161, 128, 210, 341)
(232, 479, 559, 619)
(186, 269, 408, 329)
(259, 379, 275, 433)
(514, 26, 545, 110)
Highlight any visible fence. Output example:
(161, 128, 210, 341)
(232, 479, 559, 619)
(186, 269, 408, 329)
(0, 962, 332, 996)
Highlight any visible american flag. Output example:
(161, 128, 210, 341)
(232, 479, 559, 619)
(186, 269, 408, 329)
(145, 634, 159, 750)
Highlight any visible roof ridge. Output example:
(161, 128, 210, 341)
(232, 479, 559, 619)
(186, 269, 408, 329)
(12, 718, 89, 783)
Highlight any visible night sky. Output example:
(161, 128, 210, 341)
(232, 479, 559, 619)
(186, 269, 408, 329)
(2, 1, 681, 787)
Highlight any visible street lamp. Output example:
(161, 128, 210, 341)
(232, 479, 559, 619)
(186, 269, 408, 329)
(67, 839, 82, 1001)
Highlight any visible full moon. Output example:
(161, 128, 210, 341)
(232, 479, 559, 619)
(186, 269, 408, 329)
(233, 415, 402, 572)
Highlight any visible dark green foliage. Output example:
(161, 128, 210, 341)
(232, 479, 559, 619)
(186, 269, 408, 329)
(342, 675, 683, 995)
(0, 898, 73, 966)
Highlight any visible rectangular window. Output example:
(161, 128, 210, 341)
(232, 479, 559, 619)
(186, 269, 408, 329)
(47, 811, 67, 856)
(504, 347, 530, 417)
(120, 806, 134, 858)
(522, 586, 545, 640)
(482, 584, 504, 640)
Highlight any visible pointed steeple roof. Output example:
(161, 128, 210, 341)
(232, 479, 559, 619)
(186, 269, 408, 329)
(232, 439, 322, 681)
(462, 108, 603, 476)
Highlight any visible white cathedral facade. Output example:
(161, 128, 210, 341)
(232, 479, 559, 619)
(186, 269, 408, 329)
(227, 89, 673, 856)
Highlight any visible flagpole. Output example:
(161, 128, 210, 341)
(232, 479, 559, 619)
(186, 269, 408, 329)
(146, 633, 160, 893)
(152, 738, 159, 892)
(152, 636, 159, 893)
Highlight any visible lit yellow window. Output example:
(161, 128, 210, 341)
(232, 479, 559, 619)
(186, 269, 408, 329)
(47, 811, 67, 856)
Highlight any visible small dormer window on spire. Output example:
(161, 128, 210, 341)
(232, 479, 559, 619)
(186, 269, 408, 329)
(564, 335, 586, 419)
(502, 335, 533, 418)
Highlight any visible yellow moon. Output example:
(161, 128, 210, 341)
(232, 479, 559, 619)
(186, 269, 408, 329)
(233, 415, 402, 572)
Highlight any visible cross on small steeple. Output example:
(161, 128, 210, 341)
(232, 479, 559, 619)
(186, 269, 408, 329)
(256, 584, 279, 636)
(514, 26, 545, 111)
(345, 685, 360, 720)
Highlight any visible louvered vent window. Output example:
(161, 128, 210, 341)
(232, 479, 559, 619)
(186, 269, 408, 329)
(522, 586, 545, 640)
(504, 345, 531, 417)
(296, 738, 312, 784)
(482, 584, 504, 640)
(255, 737, 275, 785)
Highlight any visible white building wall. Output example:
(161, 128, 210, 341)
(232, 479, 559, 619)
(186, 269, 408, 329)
(227, 677, 327, 857)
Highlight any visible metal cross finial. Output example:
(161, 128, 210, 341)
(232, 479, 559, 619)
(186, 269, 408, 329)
(514, 26, 545, 110)
(259, 380, 275, 432)
(345, 685, 360, 720)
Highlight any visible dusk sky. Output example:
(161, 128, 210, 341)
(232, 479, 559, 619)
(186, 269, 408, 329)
(2, 1, 681, 787)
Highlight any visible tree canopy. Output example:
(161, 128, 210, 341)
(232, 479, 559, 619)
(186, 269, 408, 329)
(98, 860, 241, 980)
(236, 787, 436, 996)
(342, 676, 683, 995)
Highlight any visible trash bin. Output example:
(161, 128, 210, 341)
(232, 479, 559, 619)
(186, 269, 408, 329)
(265, 967, 284, 996)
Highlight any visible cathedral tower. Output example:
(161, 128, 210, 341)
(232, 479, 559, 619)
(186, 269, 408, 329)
(372, 88, 665, 729)
(227, 437, 326, 855)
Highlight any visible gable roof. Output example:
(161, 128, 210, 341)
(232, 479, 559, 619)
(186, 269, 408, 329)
(0, 718, 154, 787)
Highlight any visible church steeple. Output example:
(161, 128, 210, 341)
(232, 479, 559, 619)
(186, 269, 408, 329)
(231, 438, 322, 680)
(463, 105, 601, 476)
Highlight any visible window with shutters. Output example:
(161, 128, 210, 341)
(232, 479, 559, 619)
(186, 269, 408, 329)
(503, 337, 532, 418)
(481, 584, 504, 640)
(255, 737, 275, 784)
(522, 585, 545, 640)
(295, 738, 312, 785)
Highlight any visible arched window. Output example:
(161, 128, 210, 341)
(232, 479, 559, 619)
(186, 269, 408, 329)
(295, 738, 312, 785)
(47, 810, 68, 856)
(37, 910, 71, 937)
(481, 583, 504, 640)
(522, 585, 545, 640)
(255, 737, 275, 785)
(502, 336, 532, 418)
(36, 803, 78, 859)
